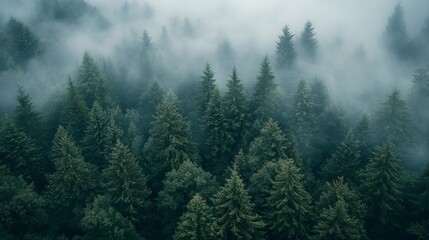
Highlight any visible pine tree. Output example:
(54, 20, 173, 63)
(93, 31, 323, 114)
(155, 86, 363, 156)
(0, 119, 44, 190)
(360, 142, 403, 239)
(102, 140, 151, 224)
(138, 80, 165, 135)
(251, 56, 277, 122)
(61, 77, 89, 142)
(144, 94, 196, 191)
(224, 67, 248, 159)
(45, 126, 98, 235)
(141, 30, 154, 82)
(14, 86, 42, 141)
(198, 64, 216, 117)
(249, 160, 281, 210)
(353, 114, 372, 164)
(266, 159, 312, 239)
(213, 166, 264, 240)
(310, 78, 329, 116)
(77, 52, 111, 108)
(292, 79, 314, 150)
(312, 198, 366, 240)
(173, 194, 215, 240)
(300, 21, 318, 61)
(322, 130, 362, 184)
(158, 160, 218, 237)
(80, 195, 140, 240)
(82, 102, 110, 169)
(375, 89, 412, 158)
(202, 87, 229, 176)
(385, 3, 410, 59)
(0, 166, 47, 239)
(408, 162, 429, 240)
(276, 25, 297, 68)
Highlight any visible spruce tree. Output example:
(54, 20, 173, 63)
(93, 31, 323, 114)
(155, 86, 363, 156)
(310, 78, 329, 116)
(61, 77, 89, 142)
(292, 79, 314, 150)
(408, 162, 429, 239)
(102, 140, 151, 224)
(360, 142, 403, 239)
(224, 67, 248, 159)
(202, 87, 229, 176)
(138, 80, 165, 135)
(266, 159, 312, 240)
(251, 56, 277, 122)
(173, 194, 215, 240)
(80, 195, 140, 240)
(45, 126, 98, 235)
(300, 21, 318, 61)
(198, 64, 216, 117)
(322, 130, 362, 184)
(141, 30, 154, 82)
(14, 86, 42, 141)
(213, 166, 264, 240)
(77, 52, 111, 108)
(144, 94, 196, 191)
(385, 3, 411, 59)
(276, 25, 297, 68)
(353, 114, 372, 164)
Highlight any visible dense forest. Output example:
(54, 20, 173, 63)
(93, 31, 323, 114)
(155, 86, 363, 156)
(1, 0, 429, 239)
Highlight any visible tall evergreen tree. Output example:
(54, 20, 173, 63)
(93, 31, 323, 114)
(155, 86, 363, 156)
(143, 94, 196, 191)
(292, 79, 314, 151)
(251, 56, 277, 122)
(223, 67, 248, 159)
(276, 25, 297, 68)
(202, 87, 229, 176)
(213, 166, 265, 240)
(77, 52, 111, 108)
(300, 21, 318, 61)
(408, 162, 429, 239)
(141, 30, 155, 82)
(173, 194, 215, 240)
(310, 78, 329, 116)
(61, 77, 89, 143)
(360, 142, 403, 239)
(45, 126, 98, 236)
(385, 3, 412, 59)
(266, 159, 312, 240)
(198, 64, 216, 117)
(353, 114, 372, 164)
(321, 130, 362, 184)
(14, 86, 42, 141)
(375, 89, 412, 158)
(102, 140, 151, 225)
(138, 80, 165, 135)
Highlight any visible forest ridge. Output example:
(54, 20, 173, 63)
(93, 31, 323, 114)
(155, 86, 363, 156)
(1, 1, 429, 240)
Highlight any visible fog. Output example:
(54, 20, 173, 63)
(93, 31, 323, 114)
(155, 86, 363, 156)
(1, 0, 428, 114)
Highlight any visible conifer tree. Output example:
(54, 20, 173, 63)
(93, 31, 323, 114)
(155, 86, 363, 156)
(173, 194, 215, 240)
(138, 80, 165, 135)
(300, 21, 318, 61)
(77, 52, 111, 108)
(322, 131, 362, 183)
(310, 78, 329, 116)
(61, 77, 89, 142)
(102, 140, 151, 224)
(292, 79, 314, 150)
(276, 25, 297, 68)
(202, 87, 229, 176)
(80, 195, 140, 240)
(141, 30, 155, 82)
(251, 56, 277, 122)
(213, 166, 264, 240)
(266, 159, 312, 240)
(312, 198, 366, 240)
(408, 162, 429, 239)
(0, 119, 44, 189)
(45, 126, 98, 235)
(14, 86, 42, 141)
(144, 94, 196, 190)
(360, 142, 403, 239)
(224, 67, 248, 158)
(385, 3, 411, 59)
(198, 64, 216, 117)
(353, 114, 372, 164)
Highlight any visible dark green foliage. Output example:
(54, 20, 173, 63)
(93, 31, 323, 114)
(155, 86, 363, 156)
(408, 163, 429, 239)
(276, 25, 297, 68)
(198, 64, 216, 117)
(310, 78, 329, 116)
(138, 80, 165, 135)
(292, 79, 315, 150)
(14, 86, 42, 141)
(312, 198, 366, 240)
(300, 21, 318, 61)
(322, 131, 362, 183)
(141, 30, 154, 82)
(202, 87, 230, 176)
(158, 160, 218, 237)
(375, 89, 412, 158)
(223, 67, 249, 159)
(251, 57, 277, 122)
(173, 194, 215, 240)
(0, 119, 44, 189)
(0, 166, 47, 238)
(213, 166, 265, 240)
(77, 52, 111, 108)
(249, 160, 280, 210)
(266, 159, 312, 239)
(61, 78, 89, 143)
(80, 195, 140, 240)
(353, 114, 372, 164)
(6, 17, 43, 66)
(102, 140, 151, 224)
(45, 126, 98, 236)
(144, 94, 196, 191)
(360, 142, 403, 239)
